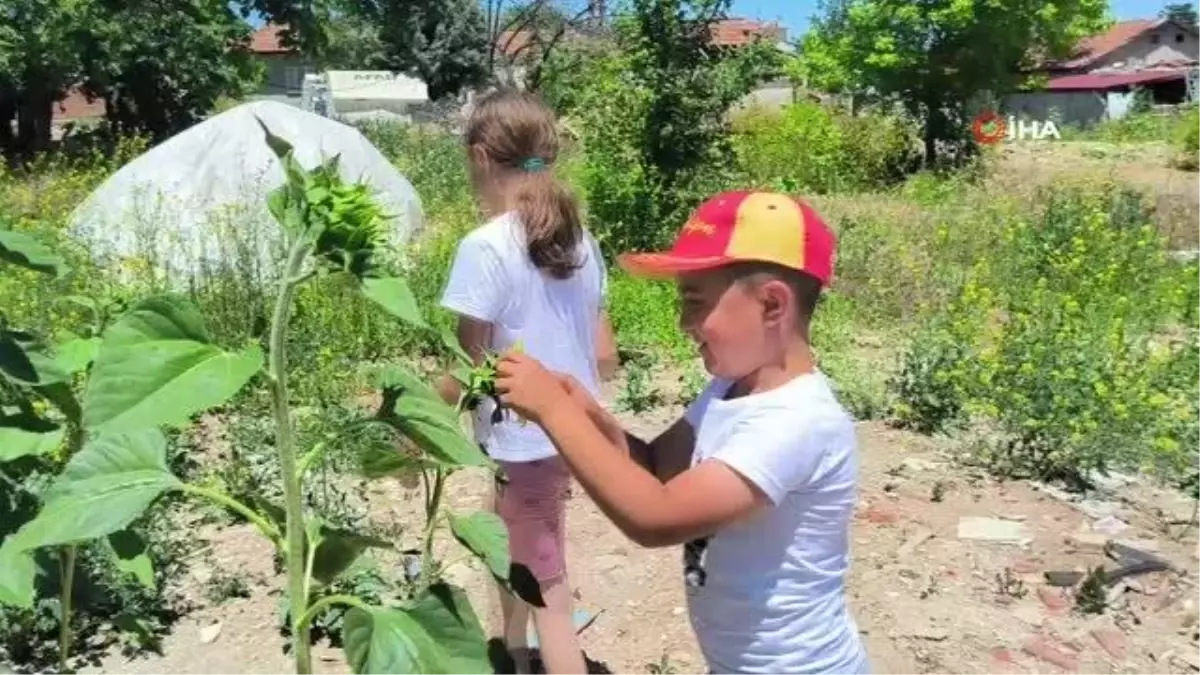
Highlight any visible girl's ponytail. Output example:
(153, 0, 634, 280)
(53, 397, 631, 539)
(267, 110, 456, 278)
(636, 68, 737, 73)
(466, 89, 583, 279)
(513, 165, 582, 279)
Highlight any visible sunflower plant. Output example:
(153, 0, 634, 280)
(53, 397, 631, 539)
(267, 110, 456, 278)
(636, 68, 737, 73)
(0, 122, 537, 674)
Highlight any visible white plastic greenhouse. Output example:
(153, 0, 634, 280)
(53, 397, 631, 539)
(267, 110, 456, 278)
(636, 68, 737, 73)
(68, 100, 424, 281)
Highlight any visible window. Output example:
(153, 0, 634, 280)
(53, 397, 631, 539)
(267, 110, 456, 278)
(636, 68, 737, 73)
(1176, 33, 1186, 43)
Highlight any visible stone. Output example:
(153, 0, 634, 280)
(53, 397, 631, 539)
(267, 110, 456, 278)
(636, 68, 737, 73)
(594, 553, 628, 573)
(1172, 648, 1200, 671)
(902, 457, 940, 472)
(897, 527, 936, 558)
(1092, 515, 1130, 536)
(1038, 586, 1072, 613)
(1044, 571, 1085, 587)
(1011, 558, 1040, 575)
(1066, 529, 1110, 551)
(863, 505, 900, 525)
(990, 646, 1015, 664)
(905, 625, 949, 641)
(957, 517, 1031, 546)
(1112, 538, 1161, 554)
(1014, 604, 1045, 627)
(1022, 636, 1079, 672)
(1091, 627, 1128, 661)
(200, 621, 223, 644)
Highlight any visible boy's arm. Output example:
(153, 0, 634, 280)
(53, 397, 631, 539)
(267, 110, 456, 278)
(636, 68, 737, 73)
(537, 402, 771, 548)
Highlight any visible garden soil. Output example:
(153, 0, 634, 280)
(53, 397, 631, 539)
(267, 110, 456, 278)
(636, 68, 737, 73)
(88, 371, 1200, 675)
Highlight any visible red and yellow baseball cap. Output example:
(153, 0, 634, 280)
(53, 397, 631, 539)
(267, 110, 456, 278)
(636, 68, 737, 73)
(617, 190, 836, 287)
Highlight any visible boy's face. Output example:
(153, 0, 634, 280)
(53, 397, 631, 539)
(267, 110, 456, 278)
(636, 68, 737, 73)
(677, 270, 780, 379)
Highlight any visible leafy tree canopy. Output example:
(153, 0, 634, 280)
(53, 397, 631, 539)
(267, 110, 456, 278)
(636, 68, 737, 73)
(799, 0, 1109, 164)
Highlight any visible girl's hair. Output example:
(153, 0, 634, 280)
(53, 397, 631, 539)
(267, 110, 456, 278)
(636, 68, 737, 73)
(466, 89, 582, 279)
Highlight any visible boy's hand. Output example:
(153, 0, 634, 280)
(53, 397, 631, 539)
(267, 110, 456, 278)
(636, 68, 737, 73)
(495, 353, 569, 423)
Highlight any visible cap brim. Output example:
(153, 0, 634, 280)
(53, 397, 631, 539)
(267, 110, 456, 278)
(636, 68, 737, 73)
(616, 253, 733, 279)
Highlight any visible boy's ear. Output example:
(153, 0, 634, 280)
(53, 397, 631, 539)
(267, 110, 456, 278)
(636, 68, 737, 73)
(758, 280, 791, 327)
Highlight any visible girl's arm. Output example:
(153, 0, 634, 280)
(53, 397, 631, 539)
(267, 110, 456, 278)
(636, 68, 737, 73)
(437, 316, 492, 405)
(596, 310, 618, 382)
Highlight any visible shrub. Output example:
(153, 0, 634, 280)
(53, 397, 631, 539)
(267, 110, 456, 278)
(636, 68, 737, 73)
(1171, 105, 1199, 171)
(730, 102, 920, 194)
(891, 183, 1199, 484)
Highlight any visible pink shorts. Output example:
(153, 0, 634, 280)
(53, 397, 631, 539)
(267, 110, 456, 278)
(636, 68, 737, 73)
(494, 456, 571, 584)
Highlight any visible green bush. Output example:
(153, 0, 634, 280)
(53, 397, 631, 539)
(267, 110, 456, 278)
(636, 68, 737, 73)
(891, 184, 1199, 483)
(730, 102, 920, 194)
(1171, 106, 1199, 171)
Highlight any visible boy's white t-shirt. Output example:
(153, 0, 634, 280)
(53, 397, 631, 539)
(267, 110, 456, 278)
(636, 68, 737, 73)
(682, 371, 869, 674)
(439, 211, 605, 462)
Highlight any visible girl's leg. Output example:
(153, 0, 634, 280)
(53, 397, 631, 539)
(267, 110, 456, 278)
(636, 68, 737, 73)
(496, 458, 585, 674)
(492, 484, 533, 672)
(530, 574, 585, 673)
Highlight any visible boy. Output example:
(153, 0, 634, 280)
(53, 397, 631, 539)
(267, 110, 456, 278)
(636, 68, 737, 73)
(494, 190, 869, 674)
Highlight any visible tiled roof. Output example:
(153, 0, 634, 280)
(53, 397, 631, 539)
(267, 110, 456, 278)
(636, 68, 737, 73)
(250, 24, 292, 54)
(1054, 19, 1158, 70)
(54, 89, 105, 120)
(496, 29, 535, 58)
(1047, 68, 1188, 90)
(710, 18, 786, 47)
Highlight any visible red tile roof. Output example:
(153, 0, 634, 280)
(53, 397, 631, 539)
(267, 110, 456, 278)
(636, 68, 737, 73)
(496, 29, 535, 58)
(710, 18, 786, 47)
(1047, 68, 1189, 90)
(250, 24, 292, 54)
(1054, 19, 1158, 70)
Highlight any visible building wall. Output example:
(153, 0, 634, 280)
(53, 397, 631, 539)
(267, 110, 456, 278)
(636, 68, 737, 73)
(1095, 23, 1199, 70)
(1001, 90, 1108, 128)
(255, 54, 313, 99)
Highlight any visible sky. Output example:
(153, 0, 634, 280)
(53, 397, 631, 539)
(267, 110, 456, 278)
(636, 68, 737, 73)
(730, 0, 1191, 40)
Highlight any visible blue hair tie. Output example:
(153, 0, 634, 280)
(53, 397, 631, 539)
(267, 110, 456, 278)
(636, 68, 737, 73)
(521, 157, 548, 172)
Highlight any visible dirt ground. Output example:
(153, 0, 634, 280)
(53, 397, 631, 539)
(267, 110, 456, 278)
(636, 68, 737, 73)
(84, 368, 1200, 675)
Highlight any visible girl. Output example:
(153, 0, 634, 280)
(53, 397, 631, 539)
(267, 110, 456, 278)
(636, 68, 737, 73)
(437, 89, 617, 674)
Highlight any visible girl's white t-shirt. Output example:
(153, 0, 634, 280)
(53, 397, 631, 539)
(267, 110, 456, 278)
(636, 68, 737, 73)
(439, 211, 605, 463)
(683, 372, 870, 674)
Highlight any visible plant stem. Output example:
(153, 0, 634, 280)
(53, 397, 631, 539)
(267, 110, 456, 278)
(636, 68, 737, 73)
(416, 469, 446, 595)
(269, 240, 313, 675)
(294, 594, 372, 635)
(58, 546, 76, 673)
(181, 484, 283, 547)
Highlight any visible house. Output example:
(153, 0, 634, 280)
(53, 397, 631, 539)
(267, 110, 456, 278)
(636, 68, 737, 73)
(248, 24, 315, 104)
(709, 18, 787, 48)
(1003, 18, 1200, 127)
(53, 88, 106, 127)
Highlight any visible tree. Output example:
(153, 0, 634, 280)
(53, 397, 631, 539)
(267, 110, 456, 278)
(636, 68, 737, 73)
(0, 0, 92, 155)
(84, 0, 259, 140)
(1162, 3, 1199, 28)
(346, 0, 490, 100)
(484, 1, 603, 88)
(800, 0, 1109, 165)
(0, 0, 258, 158)
(541, 0, 781, 253)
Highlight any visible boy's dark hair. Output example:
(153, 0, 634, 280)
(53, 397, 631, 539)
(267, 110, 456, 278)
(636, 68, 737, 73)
(465, 89, 582, 279)
(725, 261, 823, 331)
